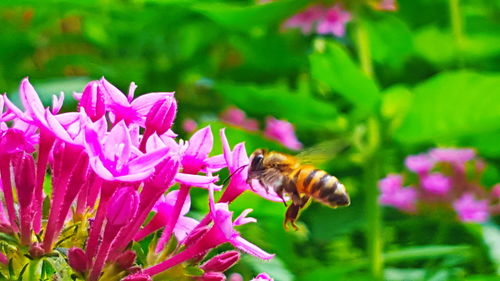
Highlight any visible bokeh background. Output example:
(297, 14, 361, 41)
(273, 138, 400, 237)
(1, 0, 499, 280)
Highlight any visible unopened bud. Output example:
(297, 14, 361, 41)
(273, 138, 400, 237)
(182, 225, 210, 246)
(145, 97, 177, 135)
(201, 251, 240, 272)
(68, 247, 89, 273)
(79, 81, 105, 122)
(106, 188, 139, 227)
(116, 250, 136, 270)
(28, 243, 44, 258)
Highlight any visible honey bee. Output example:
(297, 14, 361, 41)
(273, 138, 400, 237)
(247, 149, 350, 230)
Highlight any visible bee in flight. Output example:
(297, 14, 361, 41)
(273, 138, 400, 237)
(247, 149, 350, 230)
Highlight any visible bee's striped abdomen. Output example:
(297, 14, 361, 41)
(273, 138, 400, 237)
(294, 166, 350, 208)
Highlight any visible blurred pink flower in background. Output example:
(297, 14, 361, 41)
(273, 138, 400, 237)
(220, 106, 259, 131)
(251, 273, 274, 281)
(182, 118, 198, 133)
(283, 5, 325, 35)
(378, 174, 417, 212)
(453, 193, 489, 223)
(421, 173, 451, 195)
(379, 148, 499, 223)
(264, 117, 302, 150)
(373, 0, 398, 11)
(316, 4, 351, 37)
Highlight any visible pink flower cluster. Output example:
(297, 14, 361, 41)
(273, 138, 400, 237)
(0, 78, 278, 280)
(219, 106, 302, 151)
(379, 148, 500, 223)
(283, 3, 351, 37)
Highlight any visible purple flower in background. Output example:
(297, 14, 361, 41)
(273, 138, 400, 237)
(264, 117, 302, 150)
(283, 5, 325, 34)
(373, 0, 397, 11)
(316, 3, 351, 37)
(430, 148, 475, 168)
(251, 273, 274, 281)
(405, 154, 434, 175)
(453, 193, 489, 223)
(379, 185, 417, 212)
(421, 173, 451, 195)
(183, 118, 198, 133)
(220, 106, 259, 131)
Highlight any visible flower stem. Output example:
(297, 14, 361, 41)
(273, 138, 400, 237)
(354, 17, 383, 279)
(355, 20, 374, 78)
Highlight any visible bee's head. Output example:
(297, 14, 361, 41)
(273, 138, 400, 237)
(249, 149, 267, 172)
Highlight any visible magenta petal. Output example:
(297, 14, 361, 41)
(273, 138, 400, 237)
(105, 121, 132, 163)
(20, 78, 45, 120)
(232, 236, 274, 260)
(220, 128, 233, 168)
(84, 126, 104, 158)
(131, 92, 174, 116)
(88, 157, 114, 181)
(232, 143, 249, 174)
(114, 170, 154, 182)
(100, 77, 129, 107)
(128, 146, 171, 172)
(204, 154, 227, 172)
(233, 209, 257, 226)
(185, 125, 213, 160)
(175, 173, 218, 187)
(44, 109, 75, 144)
(174, 216, 198, 241)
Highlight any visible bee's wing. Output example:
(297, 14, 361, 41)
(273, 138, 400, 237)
(295, 139, 349, 166)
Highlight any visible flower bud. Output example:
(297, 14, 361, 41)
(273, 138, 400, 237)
(79, 81, 105, 122)
(106, 187, 139, 228)
(28, 243, 44, 258)
(145, 97, 177, 135)
(196, 272, 226, 281)
(68, 247, 89, 273)
(122, 273, 152, 281)
(229, 273, 243, 281)
(116, 250, 136, 270)
(201, 251, 240, 272)
(182, 225, 210, 246)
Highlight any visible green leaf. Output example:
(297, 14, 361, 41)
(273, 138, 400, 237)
(192, 0, 309, 32)
(364, 16, 414, 69)
(383, 245, 471, 263)
(394, 71, 500, 143)
(479, 223, 500, 274)
(310, 41, 380, 116)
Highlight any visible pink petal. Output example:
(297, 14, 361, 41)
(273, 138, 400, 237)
(131, 92, 174, 116)
(232, 236, 274, 260)
(185, 125, 213, 160)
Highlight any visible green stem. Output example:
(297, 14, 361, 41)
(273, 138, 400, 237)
(354, 18, 383, 279)
(355, 21, 374, 78)
(449, 0, 465, 66)
(364, 120, 383, 281)
(28, 259, 40, 281)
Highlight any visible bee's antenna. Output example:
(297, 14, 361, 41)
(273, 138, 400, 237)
(222, 164, 249, 185)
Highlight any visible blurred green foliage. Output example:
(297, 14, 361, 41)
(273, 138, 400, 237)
(1, 0, 499, 280)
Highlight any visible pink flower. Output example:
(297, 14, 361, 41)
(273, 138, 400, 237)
(491, 184, 500, 198)
(200, 251, 240, 273)
(379, 186, 417, 212)
(134, 190, 198, 244)
(373, 0, 397, 11)
(84, 120, 171, 182)
(316, 4, 351, 37)
(183, 118, 198, 133)
(378, 175, 417, 212)
(283, 5, 325, 35)
(220, 107, 259, 131)
(263, 117, 302, 150)
(405, 154, 434, 175)
(251, 273, 274, 281)
(429, 148, 475, 167)
(421, 173, 451, 195)
(378, 174, 403, 193)
(453, 193, 489, 223)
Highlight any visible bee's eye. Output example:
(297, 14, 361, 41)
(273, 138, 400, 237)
(250, 154, 264, 171)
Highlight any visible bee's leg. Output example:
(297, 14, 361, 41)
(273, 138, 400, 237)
(259, 179, 269, 194)
(284, 203, 300, 231)
(299, 195, 310, 207)
(273, 184, 288, 207)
